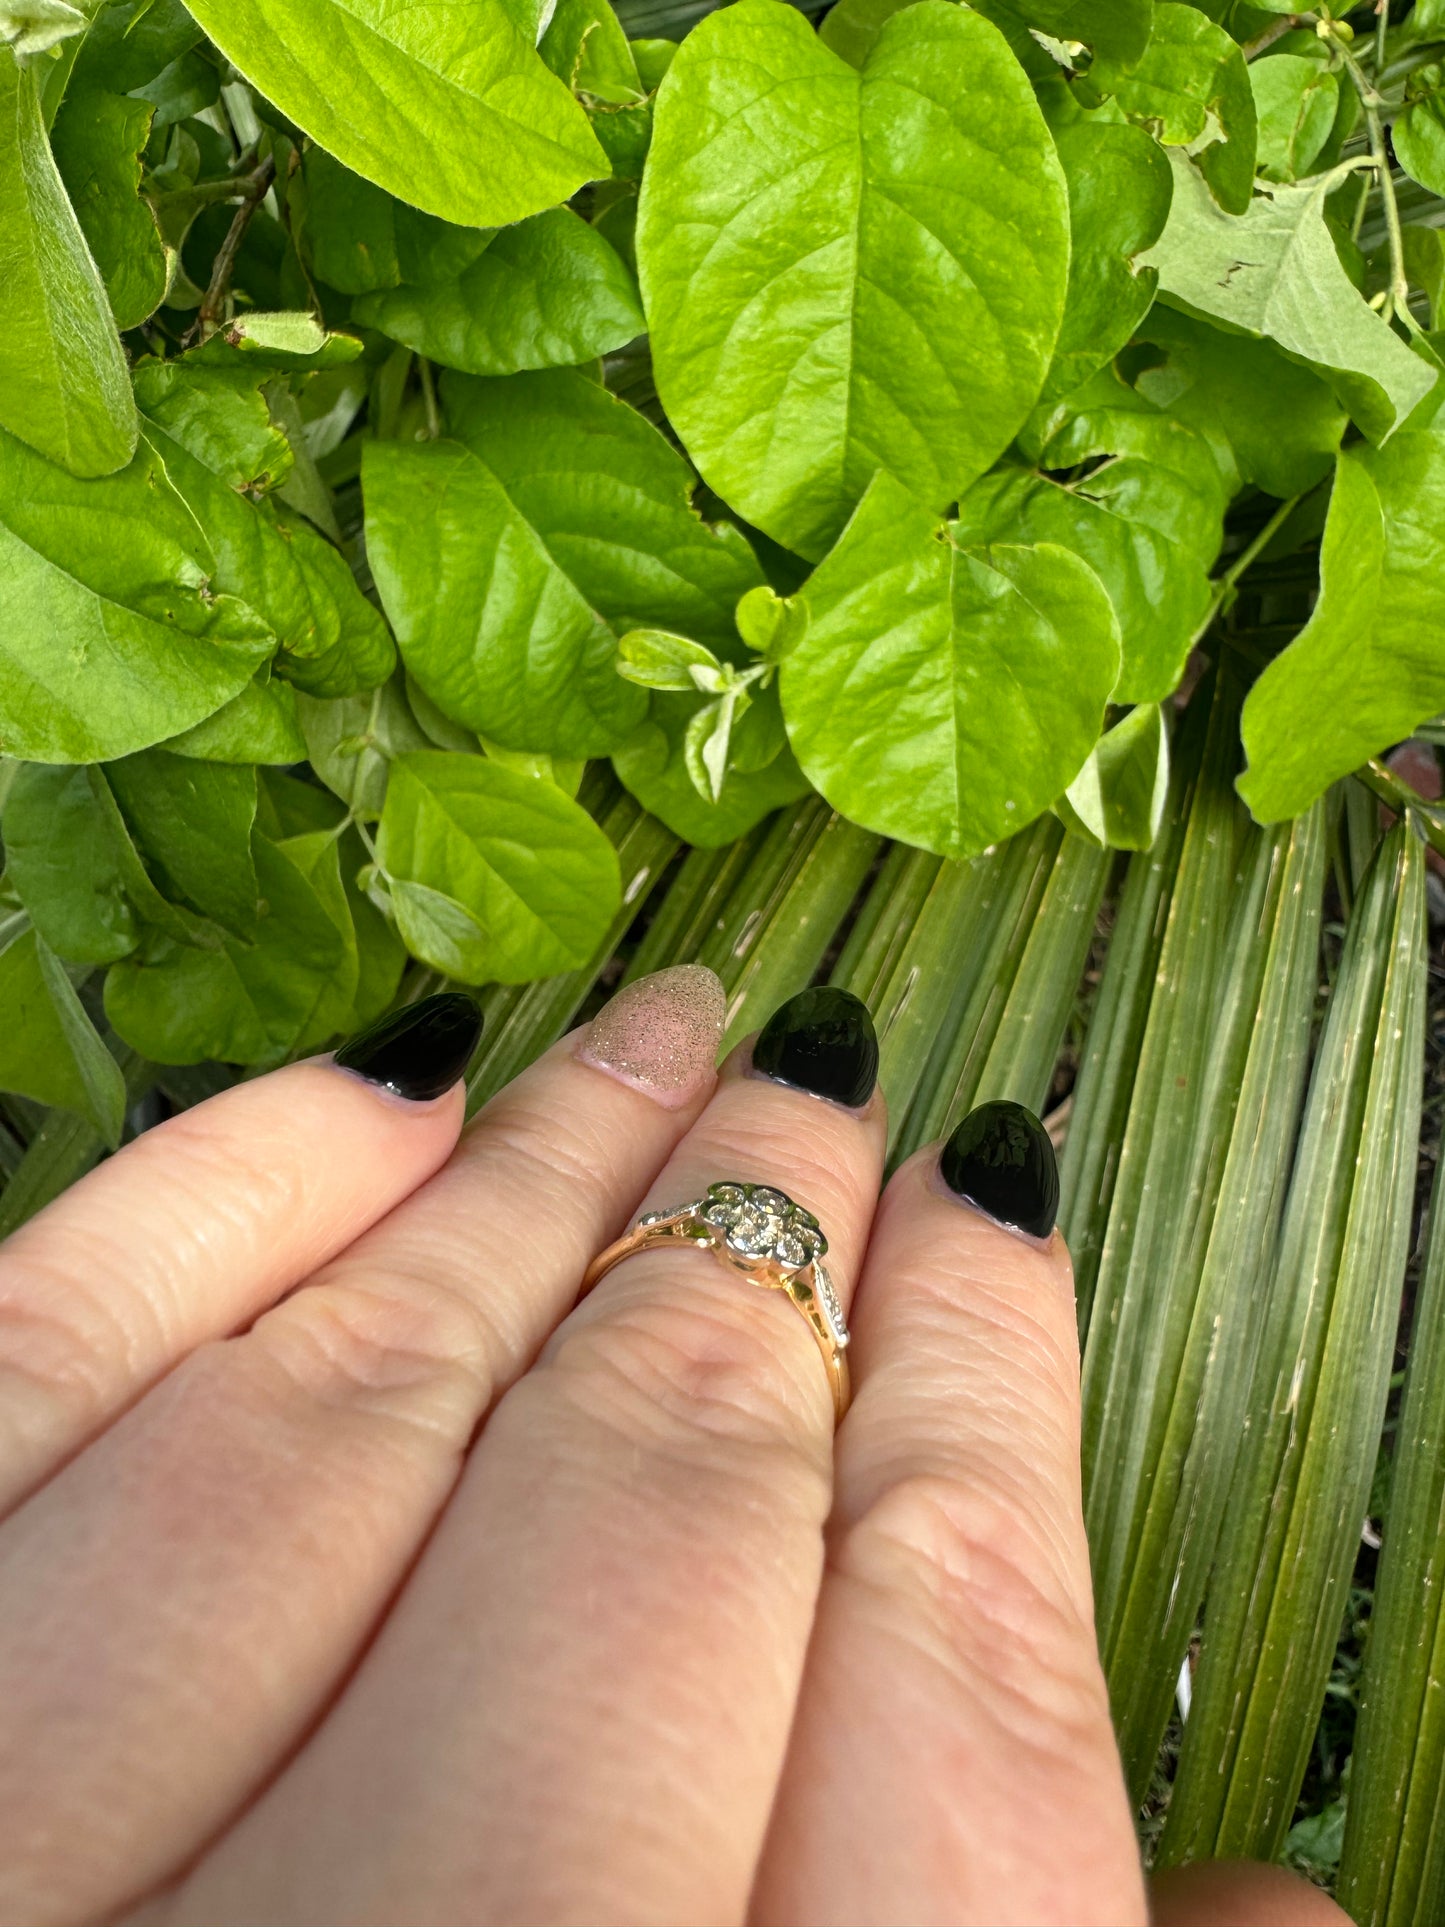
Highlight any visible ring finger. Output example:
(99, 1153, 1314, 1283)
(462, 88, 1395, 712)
(166, 987, 886, 1927)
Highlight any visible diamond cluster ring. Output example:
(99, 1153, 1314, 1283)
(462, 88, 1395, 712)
(578, 1181, 851, 1423)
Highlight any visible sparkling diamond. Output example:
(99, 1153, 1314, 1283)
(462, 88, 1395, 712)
(813, 1260, 849, 1347)
(775, 1229, 809, 1267)
(698, 1182, 831, 1272)
(728, 1202, 783, 1256)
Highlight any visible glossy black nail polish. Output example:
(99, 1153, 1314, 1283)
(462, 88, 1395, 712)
(334, 992, 483, 1102)
(940, 1099, 1058, 1240)
(752, 986, 878, 1109)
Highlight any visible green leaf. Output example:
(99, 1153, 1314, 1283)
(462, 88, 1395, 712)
(0, 49, 136, 475)
(375, 750, 622, 983)
(2, 0, 85, 56)
(616, 628, 723, 691)
(1056, 703, 1169, 849)
(636, 0, 1069, 559)
(105, 749, 260, 939)
(541, 0, 641, 101)
(135, 361, 395, 698)
(977, 0, 1152, 65)
(442, 368, 764, 646)
(352, 208, 642, 375)
(49, 86, 166, 329)
(161, 673, 307, 764)
(1394, 89, 1445, 198)
(341, 827, 405, 1028)
(1249, 51, 1338, 183)
(1042, 115, 1173, 406)
(1091, 2, 1256, 215)
(0, 428, 275, 762)
(178, 0, 609, 227)
(612, 687, 810, 846)
(1139, 150, 1436, 443)
(735, 583, 808, 662)
(959, 369, 1225, 704)
(780, 470, 1121, 859)
(133, 359, 292, 490)
(85, 764, 225, 952)
(300, 148, 644, 371)
(1337, 1117, 1445, 1924)
(104, 832, 349, 1065)
(1131, 303, 1347, 498)
(277, 827, 360, 1052)
(68, 0, 203, 94)
(364, 435, 647, 757)
(1239, 433, 1445, 821)
(0, 925, 126, 1143)
(297, 678, 432, 820)
(188, 311, 364, 370)
(1160, 824, 1427, 1864)
(816, 0, 911, 68)
(2, 763, 137, 964)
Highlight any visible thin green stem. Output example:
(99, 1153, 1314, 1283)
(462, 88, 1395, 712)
(1191, 495, 1302, 649)
(419, 358, 441, 439)
(1356, 758, 1445, 861)
(1376, 0, 1389, 76)
(1335, 32, 1417, 328)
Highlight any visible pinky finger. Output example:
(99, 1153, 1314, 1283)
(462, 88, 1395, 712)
(0, 995, 478, 1514)
(751, 1106, 1147, 1927)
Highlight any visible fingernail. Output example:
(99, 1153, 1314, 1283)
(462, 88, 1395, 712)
(751, 986, 878, 1110)
(333, 991, 483, 1102)
(940, 1099, 1059, 1240)
(578, 964, 726, 1107)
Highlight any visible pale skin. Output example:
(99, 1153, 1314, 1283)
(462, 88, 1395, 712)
(0, 983, 1351, 1926)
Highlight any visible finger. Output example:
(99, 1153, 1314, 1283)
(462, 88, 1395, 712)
(752, 1101, 1148, 1927)
(166, 988, 885, 1927)
(0, 992, 480, 1513)
(1149, 1862, 1352, 1926)
(0, 969, 725, 1927)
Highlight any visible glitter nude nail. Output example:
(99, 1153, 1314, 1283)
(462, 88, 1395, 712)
(576, 964, 726, 1108)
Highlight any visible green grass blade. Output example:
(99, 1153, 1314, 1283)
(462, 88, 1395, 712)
(1104, 801, 1328, 1801)
(1079, 669, 1258, 1657)
(1160, 821, 1429, 1866)
(685, 799, 880, 1048)
(832, 842, 1007, 1159)
(888, 816, 1062, 1162)
(965, 829, 1112, 1118)
(1337, 1084, 1445, 1926)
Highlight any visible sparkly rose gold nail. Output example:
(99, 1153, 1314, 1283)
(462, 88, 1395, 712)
(576, 964, 726, 1108)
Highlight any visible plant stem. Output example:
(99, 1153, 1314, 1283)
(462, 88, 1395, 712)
(1356, 756, 1445, 860)
(1242, 13, 1305, 60)
(1376, 0, 1389, 76)
(1191, 495, 1302, 649)
(196, 154, 276, 335)
(1334, 33, 1416, 327)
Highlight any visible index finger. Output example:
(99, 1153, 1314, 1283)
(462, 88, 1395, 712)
(752, 1103, 1148, 1927)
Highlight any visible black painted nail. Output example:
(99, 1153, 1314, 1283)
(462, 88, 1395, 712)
(752, 986, 878, 1109)
(940, 1099, 1058, 1240)
(334, 992, 483, 1102)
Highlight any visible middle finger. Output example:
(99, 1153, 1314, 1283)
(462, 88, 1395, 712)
(173, 988, 885, 1927)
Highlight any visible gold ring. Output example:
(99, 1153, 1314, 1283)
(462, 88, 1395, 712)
(579, 1181, 851, 1425)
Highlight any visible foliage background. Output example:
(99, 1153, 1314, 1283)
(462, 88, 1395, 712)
(5, 0, 1445, 1915)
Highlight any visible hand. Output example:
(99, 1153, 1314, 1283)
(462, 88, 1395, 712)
(0, 971, 1344, 1926)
